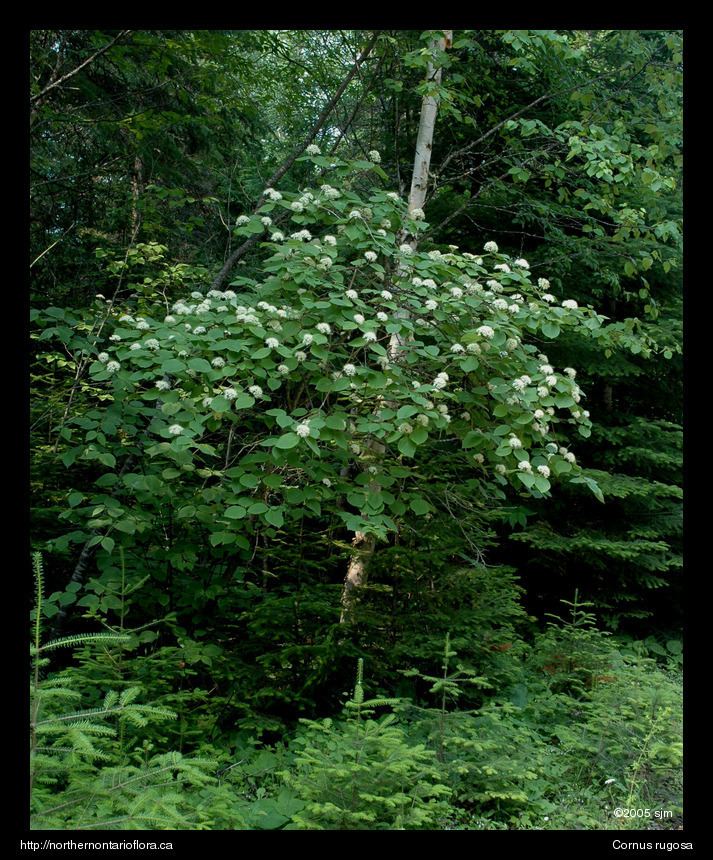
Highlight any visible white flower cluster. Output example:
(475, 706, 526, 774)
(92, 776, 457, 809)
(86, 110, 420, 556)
(316, 323, 331, 335)
(236, 215, 250, 226)
(320, 185, 341, 200)
(562, 299, 578, 309)
(509, 436, 523, 449)
(451, 343, 465, 354)
(266, 337, 280, 349)
(513, 258, 530, 269)
(263, 188, 282, 201)
(168, 424, 183, 436)
(306, 143, 321, 155)
(296, 422, 311, 438)
(410, 207, 425, 220)
(155, 379, 171, 391)
(494, 263, 511, 273)
(368, 150, 381, 163)
(484, 241, 499, 253)
(290, 229, 312, 242)
(249, 385, 263, 398)
(106, 360, 120, 373)
(364, 251, 377, 263)
(432, 371, 449, 390)
(476, 325, 495, 339)
(399, 244, 413, 255)
(512, 375, 531, 391)
(363, 331, 377, 342)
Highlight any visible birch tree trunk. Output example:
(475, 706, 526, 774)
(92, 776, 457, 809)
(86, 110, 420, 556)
(340, 30, 452, 624)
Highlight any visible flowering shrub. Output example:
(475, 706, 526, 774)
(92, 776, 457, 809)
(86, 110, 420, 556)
(42, 154, 605, 567)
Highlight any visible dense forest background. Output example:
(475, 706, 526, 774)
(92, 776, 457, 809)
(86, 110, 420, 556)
(29, 29, 683, 831)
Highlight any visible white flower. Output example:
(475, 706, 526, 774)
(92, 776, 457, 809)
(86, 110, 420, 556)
(562, 299, 578, 309)
(193, 326, 206, 335)
(248, 385, 263, 398)
(320, 236, 337, 249)
(416, 414, 429, 426)
(476, 325, 495, 339)
(265, 337, 280, 349)
(302, 333, 314, 346)
(306, 143, 321, 155)
(109, 334, 121, 342)
(290, 229, 312, 241)
(537, 386, 549, 397)
(368, 149, 381, 163)
(343, 363, 357, 377)
(534, 409, 545, 420)
(509, 436, 523, 449)
(484, 241, 499, 253)
(295, 350, 307, 363)
(467, 342, 481, 354)
(518, 461, 532, 472)
(364, 251, 377, 263)
(316, 323, 331, 335)
(537, 464, 550, 478)
(399, 243, 413, 255)
(106, 360, 120, 373)
(277, 364, 289, 375)
(564, 452, 576, 464)
(119, 314, 134, 323)
(271, 231, 285, 242)
(97, 352, 109, 363)
(428, 250, 442, 260)
(398, 422, 413, 435)
(514, 258, 530, 269)
(546, 375, 557, 387)
(363, 331, 377, 342)
(508, 304, 519, 314)
(203, 397, 213, 408)
(432, 375, 448, 390)
(494, 263, 511, 273)
(425, 299, 438, 311)
(348, 210, 362, 220)
(493, 299, 509, 311)
(381, 290, 393, 301)
(155, 379, 171, 391)
(410, 207, 425, 220)
(386, 191, 399, 201)
(506, 337, 519, 351)
(474, 453, 485, 465)
(129, 342, 141, 351)
(145, 339, 160, 351)
(263, 187, 282, 201)
(538, 278, 551, 290)
(564, 367, 577, 379)
(322, 477, 332, 487)
(541, 294, 556, 303)
(164, 315, 176, 325)
(320, 185, 341, 199)
(260, 216, 273, 228)
(353, 314, 365, 325)
(296, 422, 311, 438)
(451, 343, 465, 353)
(604, 778, 616, 786)
(346, 289, 358, 300)
(539, 365, 554, 374)
(235, 215, 250, 226)
(450, 287, 463, 299)
(375, 311, 388, 323)
(211, 357, 225, 369)
(136, 320, 150, 331)
(223, 388, 238, 400)
(495, 464, 507, 475)
(168, 424, 184, 436)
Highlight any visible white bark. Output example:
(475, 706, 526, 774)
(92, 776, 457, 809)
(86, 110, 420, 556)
(341, 30, 452, 623)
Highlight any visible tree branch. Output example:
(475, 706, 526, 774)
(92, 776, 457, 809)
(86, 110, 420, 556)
(209, 31, 380, 291)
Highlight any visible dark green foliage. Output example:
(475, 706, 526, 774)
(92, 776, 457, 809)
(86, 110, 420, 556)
(29, 29, 682, 831)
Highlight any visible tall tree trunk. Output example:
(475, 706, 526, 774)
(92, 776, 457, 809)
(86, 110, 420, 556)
(340, 30, 452, 624)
